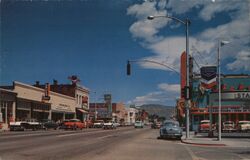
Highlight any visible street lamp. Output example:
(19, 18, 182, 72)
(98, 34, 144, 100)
(147, 15, 191, 139)
(218, 40, 229, 141)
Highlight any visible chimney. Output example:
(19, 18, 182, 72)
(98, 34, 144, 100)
(53, 79, 58, 85)
(35, 81, 40, 86)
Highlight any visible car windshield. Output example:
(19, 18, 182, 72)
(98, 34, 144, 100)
(164, 122, 179, 127)
(201, 121, 209, 124)
(239, 121, 250, 125)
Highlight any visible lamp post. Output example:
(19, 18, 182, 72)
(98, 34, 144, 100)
(93, 91, 97, 121)
(218, 40, 229, 141)
(147, 15, 191, 139)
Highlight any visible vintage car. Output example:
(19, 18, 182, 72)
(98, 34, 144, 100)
(134, 121, 144, 128)
(85, 120, 94, 128)
(10, 119, 42, 131)
(199, 120, 210, 132)
(40, 119, 58, 130)
(222, 121, 235, 132)
(9, 121, 25, 131)
(103, 121, 116, 129)
(93, 120, 104, 128)
(151, 122, 161, 129)
(237, 121, 250, 132)
(63, 119, 85, 130)
(159, 120, 182, 140)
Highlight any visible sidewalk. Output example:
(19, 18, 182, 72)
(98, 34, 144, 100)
(181, 132, 250, 147)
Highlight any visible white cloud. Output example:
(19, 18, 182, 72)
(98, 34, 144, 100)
(127, 0, 250, 72)
(127, 83, 180, 106)
(199, 1, 245, 21)
(127, 1, 168, 43)
(139, 37, 215, 72)
(158, 83, 180, 93)
(227, 50, 250, 71)
(127, 0, 250, 105)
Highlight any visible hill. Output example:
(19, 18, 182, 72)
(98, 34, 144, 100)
(137, 104, 175, 120)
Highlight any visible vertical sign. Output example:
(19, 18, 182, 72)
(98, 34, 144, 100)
(104, 94, 112, 115)
(180, 51, 187, 98)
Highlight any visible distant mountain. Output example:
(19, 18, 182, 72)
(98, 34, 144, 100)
(137, 104, 175, 120)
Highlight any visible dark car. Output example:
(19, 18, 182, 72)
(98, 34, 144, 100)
(159, 120, 182, 140)
(151, 122, 162, 129)
(40, 119, 58, 130)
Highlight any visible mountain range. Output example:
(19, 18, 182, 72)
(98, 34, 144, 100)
(137, 104, 176, 120)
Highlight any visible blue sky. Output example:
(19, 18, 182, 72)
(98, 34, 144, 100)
(1, 0, 250, 106)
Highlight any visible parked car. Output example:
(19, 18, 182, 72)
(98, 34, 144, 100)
(93, 120, 104, 128)
(237, 121, 250, 132)
(199, 120, 210, 132)
(9, 121, 25, 131)
(103, 121, 116, 129)
(222, 121, 235, 132)
(21, 119, 43, 131)
(40, 119, 58, 130)
(63, 119, 85, 130)
(151, 122, 162, 129)
(85, 120, 94, 128)
(134, 121, 144, 128)
(58, 120, 69, 129)
(114, 122, 120, 128)
(159, 120, 182, 140)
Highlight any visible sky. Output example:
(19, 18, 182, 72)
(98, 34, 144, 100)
(1, 0, 250, 106)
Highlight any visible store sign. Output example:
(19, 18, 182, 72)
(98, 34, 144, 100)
(234, 92, 250, 99)
(211, 92, 250, 101)
(55, 104, 72, 112)
(104, 94, 111, 102)
(200, 66, 217, 89)
(211, 106, 250, 113)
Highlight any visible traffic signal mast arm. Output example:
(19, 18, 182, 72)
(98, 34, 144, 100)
(127, 59, 186, 80)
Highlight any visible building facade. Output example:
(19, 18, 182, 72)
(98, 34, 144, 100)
(2, 81, 77, 122)
(184, 74, 250, 131)
(124, 107, 138, 125)
(112, 103, 126, 123)
(0, 88, 17, 130)
(35, 80, 90, 122)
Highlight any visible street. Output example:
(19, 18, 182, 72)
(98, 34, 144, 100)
(1, 127, 250, 160)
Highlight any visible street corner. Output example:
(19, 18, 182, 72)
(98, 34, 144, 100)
(180, 137, 226, 147)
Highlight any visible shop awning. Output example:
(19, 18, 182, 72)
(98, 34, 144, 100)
(77, 108, 88, 113)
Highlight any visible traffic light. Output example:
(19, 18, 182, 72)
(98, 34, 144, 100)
(181, 88, 185, 98)
(184, 86, 190, 100)
(181, 86, 191, 100)
(127, 61, 131, 75)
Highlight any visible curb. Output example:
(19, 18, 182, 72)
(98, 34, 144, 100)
(181, 139, 226, 147)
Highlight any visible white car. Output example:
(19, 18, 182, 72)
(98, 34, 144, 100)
(134, 121, 144, 128)
(10, 121, 25, 131)
(103, 121, 116, 129)
(93, 120, 104, 128)
(238, 121, 250, 132)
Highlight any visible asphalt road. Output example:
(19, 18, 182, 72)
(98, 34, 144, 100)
(0, 127, 250, 160)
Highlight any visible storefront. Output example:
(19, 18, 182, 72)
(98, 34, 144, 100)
(75, 87, 89, 122)
(0, 89, 17, 130)
(1, 81, 77, 123)
(11, 81, 51, 121)
(16, 98, 50, 121)
(49, 91, 76, 122)
(190, 75, 250, 131)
